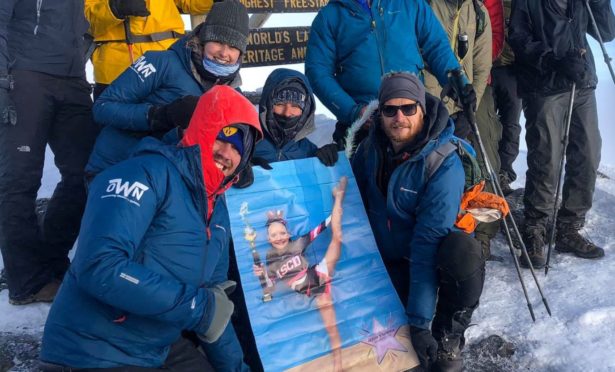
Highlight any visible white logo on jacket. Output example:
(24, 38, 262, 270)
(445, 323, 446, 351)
(102, 178, 149, 206)
(130, 56, 157, 82)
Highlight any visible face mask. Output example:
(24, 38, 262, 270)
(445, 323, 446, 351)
(273, 113, 301, 128)
(202, 57, 240, 77)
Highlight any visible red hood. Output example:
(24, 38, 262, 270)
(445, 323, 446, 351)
(180, 85, 262, 219)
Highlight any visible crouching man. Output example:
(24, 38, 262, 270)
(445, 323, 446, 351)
(351, 73, 485, 372)
(39, 85, 262, 371)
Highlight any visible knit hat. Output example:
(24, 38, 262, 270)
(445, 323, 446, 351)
(199, 0, 249, 54)
(378, 72, 426, 114)
(272, 86, 307, 110)
(217, 125, 245, 156)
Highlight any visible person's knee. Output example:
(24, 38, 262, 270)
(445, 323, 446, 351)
(437, 231, 484, 282)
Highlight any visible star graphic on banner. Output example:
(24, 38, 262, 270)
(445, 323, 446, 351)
(360, 318, 408, 364)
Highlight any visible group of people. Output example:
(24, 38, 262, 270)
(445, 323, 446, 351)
(0, 0, 613, 371)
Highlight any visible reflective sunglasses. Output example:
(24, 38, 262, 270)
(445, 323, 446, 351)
(381, 103, 419, 117)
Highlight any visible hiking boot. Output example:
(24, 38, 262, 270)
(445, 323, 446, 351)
(434, 332, 463, 372)
(519, 225, 546, 269)
(0, 269, 7, 292)
(556, 223, 604, 259)
(499, 173, 514, 196)
(8, 280, 60, 305)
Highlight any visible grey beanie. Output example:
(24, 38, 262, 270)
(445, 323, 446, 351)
(378, 72, 426, 114)
(199, 0, 249, 54)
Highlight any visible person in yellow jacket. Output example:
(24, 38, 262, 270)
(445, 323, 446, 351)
(86, 0, 213, 98)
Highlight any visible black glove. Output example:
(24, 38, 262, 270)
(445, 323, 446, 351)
(410, 326, 438, 370)
(557, 52, 588, 84)
(315, 143, 339, 166)
(332, 121, 350, 150)
(251, 156, 273, 170)
(109, 0, 150, 18)
(148, 96, 200, 133)
(198, 280, 236, 343)
(0, 75, 16, 126)
(443, 69, 477, 125)
(234, 164, 254, 189)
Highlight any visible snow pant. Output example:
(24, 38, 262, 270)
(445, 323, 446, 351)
(0, 70, 98, 301)
(384, 231, 485, 335)
(39, 337, 213, 371)
(522, 88, 600, 228)
(492, 65, 522, 182)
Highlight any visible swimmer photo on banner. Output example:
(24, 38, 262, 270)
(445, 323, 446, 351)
(226, 155, 419, 371)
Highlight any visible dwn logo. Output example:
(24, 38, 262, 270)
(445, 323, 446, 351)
(130, 56, 157, 82)
(102, 178, 149, 206)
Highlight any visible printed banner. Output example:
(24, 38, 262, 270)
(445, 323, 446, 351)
(238, 0, 328, 13)
(226, 155, 419, 371)
(243, 27, 310, 68)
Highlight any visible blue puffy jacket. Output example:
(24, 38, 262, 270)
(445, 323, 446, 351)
(305, 0, 460, 124)
(41, 135, 246, 370)
(351, 94, 464, 329)
(254, 68, 319, 162)
(86, 29, 239, 176)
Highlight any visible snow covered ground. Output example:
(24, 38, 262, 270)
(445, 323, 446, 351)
(2, 6, 615, 371)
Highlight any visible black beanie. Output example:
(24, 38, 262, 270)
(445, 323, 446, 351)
(378, 72, 426, 114)
(199, 0, 249, 54)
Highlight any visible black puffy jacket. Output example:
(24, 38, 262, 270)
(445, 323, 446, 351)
(509, 0, 615, 97)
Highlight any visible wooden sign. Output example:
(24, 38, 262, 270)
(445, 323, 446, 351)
(243, 27, 310, 67)
(238, 0, 328, 13)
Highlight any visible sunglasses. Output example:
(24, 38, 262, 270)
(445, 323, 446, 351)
(381, 103, 419, 117)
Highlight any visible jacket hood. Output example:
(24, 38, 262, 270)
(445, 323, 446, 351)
(258, 68, 316, 147)
(354, 93, 454, 159)
(171, 27, 242, 89)
(180, 85, 262, 219)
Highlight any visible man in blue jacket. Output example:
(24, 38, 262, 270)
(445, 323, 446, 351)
(306, 0, 478, 150)
(40, 86, 262, 371)
(351, 73, 484, 372)
(86, 0, 249, 179)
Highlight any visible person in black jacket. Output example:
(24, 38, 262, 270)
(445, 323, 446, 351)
(0, 0, 99, 305)
(509, 0, 615, 268)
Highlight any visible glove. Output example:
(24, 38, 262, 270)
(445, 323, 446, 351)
(443, 69, 477, 125)
(0, 75, 17, 126)
(234, 164, 254, 189)
(332, 121, 350, 150)
(198, 280, 236, 344)
(148, 96, 200, 133)
(410, 326, 438, 370)
(315, 143, 339, 166)
(251, 156, 273, 170)
(109, 0, 150, 18)
(557, 52, 588, 84)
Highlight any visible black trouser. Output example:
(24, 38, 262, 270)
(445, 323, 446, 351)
(492, 65, 522, 182)
(39, 337, 213, 371)
(227, 240, 263, 372)
(522, 88, 600, 227)
(384, 232, 485, 335)
(0, 70, 98, 301)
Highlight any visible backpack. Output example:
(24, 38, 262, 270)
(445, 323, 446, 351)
(425, 138, 483, 191)
(425, 139, 509, 233)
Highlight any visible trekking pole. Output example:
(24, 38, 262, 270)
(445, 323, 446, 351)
(465, 107, 552, 319)
(545, 83, 576, 275)
(123, 18, 135, 64)
(585, 0, 615, 85)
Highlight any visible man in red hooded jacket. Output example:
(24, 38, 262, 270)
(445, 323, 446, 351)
(41, 85, 262, 371)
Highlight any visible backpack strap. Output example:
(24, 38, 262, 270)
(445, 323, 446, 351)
(472, 0, 487, 40)
(425, 141, 457, 180)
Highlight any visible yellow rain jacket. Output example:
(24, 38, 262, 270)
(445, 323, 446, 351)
(85, 0, 212, 84)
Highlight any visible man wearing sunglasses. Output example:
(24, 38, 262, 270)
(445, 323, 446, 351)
(351, 73, 485, 372)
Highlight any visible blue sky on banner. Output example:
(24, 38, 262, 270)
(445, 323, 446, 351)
(226, 156, 413, 371)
